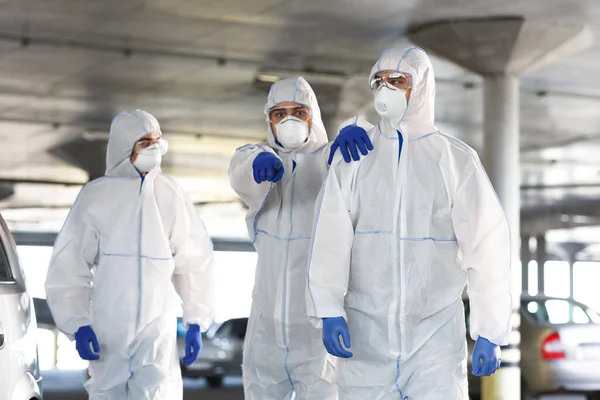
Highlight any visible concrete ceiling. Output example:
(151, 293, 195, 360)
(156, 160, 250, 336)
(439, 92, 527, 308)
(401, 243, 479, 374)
(0, 0, 600, 244)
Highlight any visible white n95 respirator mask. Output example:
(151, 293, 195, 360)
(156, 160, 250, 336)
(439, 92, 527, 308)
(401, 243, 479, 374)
(276, 116, 309, 150)
(133, 140, 168, 173)
(374, 87, 408, 121)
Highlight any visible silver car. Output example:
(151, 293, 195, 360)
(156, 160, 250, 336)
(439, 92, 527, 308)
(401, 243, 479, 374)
(466, 296, 600, 400)
(177, 317, 246, 388)
(0, 214, 42, 400)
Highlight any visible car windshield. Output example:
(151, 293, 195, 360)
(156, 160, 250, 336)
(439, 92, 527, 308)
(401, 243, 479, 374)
(587, 307, 600, 324)
(214, 319, 247, 340)
(463, 298, 600, 333)
(524, 299, 600, 325)
(230, 319, 247, 339)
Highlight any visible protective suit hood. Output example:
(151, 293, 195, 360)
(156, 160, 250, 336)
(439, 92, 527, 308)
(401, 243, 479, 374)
(263, 77, 328, 153)
(105, 109, 162, 176)
(369, 47, 437, 139)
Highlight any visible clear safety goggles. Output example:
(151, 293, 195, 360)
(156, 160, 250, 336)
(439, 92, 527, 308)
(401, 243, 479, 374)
(370, 71, 412, 93)
(268, 105, 312, 125)
(134, 137, 167, 151)
(134, 137, 168, 156)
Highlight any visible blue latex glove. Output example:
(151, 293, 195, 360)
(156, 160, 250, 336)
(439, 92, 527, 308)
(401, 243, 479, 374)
(252, 152, 284, 184)
(75, 325, 100, 361)
(322, 317, 353, 358)
(182, 324, 203, 366)
(328, 125, 374, 165)
(472, 336, 501, 376)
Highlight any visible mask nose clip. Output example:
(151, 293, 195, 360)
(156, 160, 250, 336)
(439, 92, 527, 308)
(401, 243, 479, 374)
(278, 115, 301, 125)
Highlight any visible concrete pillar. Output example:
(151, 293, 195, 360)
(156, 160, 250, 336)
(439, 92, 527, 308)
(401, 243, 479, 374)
(520, 235, 531, 295)
(481, 74, 522, 400)
(556, 242, 584, 320)
(568, 258, 575, 321)
(569, 260, 575, 299)
(567, 254, 576, 321)
(559, 242, 585, 299)
(408, 15, 592, 400)
(565, 251, 575, 300)
(536, 234, 546, 295)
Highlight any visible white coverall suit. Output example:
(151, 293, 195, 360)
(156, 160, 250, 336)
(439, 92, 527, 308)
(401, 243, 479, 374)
(306, 47, 513, 399)
(229, 77, 338, 400)
(45, 110, 215, 400)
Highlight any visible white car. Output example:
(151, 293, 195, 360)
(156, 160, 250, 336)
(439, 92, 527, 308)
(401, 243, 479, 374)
(0, 214, 42, 400)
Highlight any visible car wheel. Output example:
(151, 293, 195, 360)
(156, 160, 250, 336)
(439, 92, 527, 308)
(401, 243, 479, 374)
(206, 376, 224, 389)
(587, 393, 600, 400)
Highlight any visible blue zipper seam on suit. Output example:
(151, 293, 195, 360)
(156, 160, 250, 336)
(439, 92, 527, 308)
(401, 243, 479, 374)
(396, 131, 408, 399)
(282, 165, 296, 390)
(137, 174, 144, 330)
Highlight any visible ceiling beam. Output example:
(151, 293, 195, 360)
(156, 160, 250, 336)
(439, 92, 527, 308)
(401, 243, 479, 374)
(521, 182, 600, 190)
(1, 32, 597, 103)
(0, 33, 265, 67)
(520, 133, 600, 152)
(521, 214, 600, 236)
(0, 115, 265, 141)
(0, 178, 84, 186)
(259, 68, 600, 102)
(0, 33, 376, 72)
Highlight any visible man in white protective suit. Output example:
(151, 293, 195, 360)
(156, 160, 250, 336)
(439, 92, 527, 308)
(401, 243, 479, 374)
(229, 76, 374, 400)
(45, 109, 215, 399)
(306, 47, 512, 399)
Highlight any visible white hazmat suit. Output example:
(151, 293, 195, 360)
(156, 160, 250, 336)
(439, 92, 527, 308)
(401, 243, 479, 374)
(229, 77, 338, 400)
(306, 47, 512, 399)
(45, 110, 214, 400)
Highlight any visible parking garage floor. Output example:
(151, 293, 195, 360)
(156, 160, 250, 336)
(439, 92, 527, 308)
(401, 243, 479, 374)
(41, 371, 245, 400)
(40, 370, 589, 400)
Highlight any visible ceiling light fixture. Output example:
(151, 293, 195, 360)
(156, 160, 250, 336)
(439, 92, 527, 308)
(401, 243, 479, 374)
(258, 74, 280, 83)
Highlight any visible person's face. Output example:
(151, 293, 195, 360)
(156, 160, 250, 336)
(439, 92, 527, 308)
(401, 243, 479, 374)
(130, 131, 161, 163)
(371, 71, 412, 102)
(268, 102, 313, 139)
